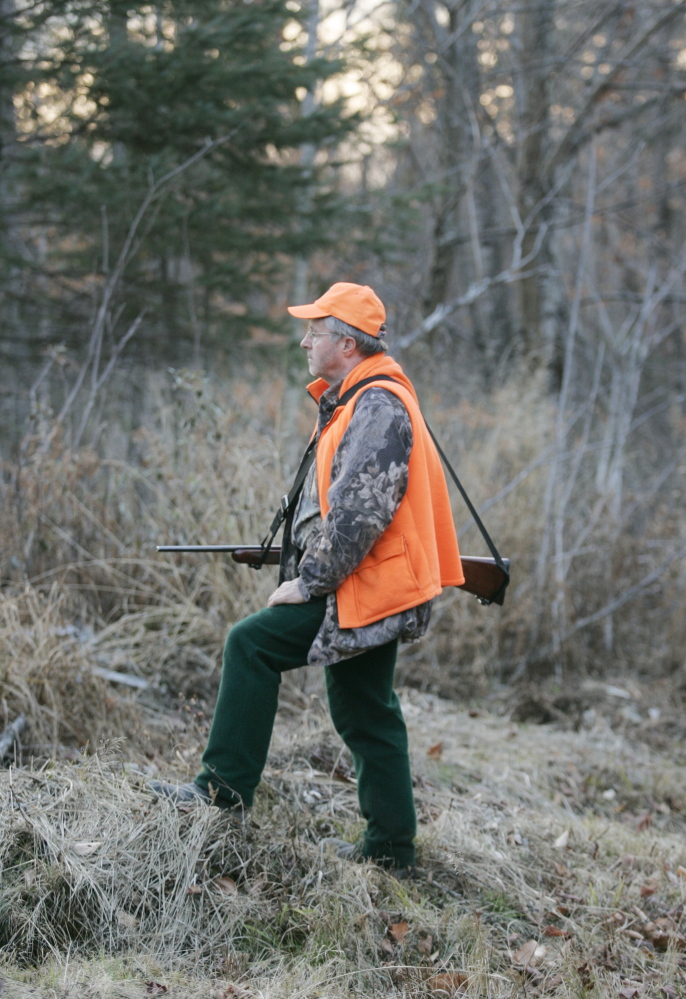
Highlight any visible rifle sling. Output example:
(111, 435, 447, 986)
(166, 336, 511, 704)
(255, 375, 510, 603)
(253, 376, 390, 567)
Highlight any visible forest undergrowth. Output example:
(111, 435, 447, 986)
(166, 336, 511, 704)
(1, 370, 685, 995)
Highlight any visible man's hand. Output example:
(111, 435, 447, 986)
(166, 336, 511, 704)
(267, 578, 308, 607)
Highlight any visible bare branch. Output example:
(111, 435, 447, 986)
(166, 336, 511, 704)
(547, 2, 686, 173)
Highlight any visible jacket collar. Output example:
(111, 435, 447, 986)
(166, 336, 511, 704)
(306, 353, 416, 406)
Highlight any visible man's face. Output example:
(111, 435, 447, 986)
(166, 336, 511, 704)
(300, 318, 348, 382)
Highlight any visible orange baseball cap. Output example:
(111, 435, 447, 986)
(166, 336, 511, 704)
(287, 282, 386, 337)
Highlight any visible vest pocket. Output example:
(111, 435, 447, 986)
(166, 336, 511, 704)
(350, 534, 423, 623)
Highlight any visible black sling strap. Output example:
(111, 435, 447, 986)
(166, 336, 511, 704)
(251, 376, 391, 568)
(254, 374, 510, 604)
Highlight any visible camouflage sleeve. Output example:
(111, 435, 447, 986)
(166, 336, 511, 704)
(298, 388, 413, 598)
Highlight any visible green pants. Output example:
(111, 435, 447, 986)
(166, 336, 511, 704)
(196, 598, 416, 867)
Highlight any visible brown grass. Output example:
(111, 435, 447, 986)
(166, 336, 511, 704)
(2, 693, 685, 996)
(1, 367, 685, 995)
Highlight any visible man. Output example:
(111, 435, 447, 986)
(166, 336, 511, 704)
(150, 282, 464, 872)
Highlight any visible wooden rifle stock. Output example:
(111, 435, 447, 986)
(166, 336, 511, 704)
(157, 546, 509, 606)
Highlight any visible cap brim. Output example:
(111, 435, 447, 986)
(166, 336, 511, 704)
(287, 304, 330, 319)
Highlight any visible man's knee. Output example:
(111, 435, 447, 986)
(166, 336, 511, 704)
(222, 615, 259, 668)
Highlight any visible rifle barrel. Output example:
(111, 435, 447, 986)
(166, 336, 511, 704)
(156, 545, 260, 552)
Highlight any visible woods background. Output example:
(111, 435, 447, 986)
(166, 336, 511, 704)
(1, 0, 686, 705)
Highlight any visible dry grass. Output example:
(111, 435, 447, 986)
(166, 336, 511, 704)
(2, 693, 685, 997)
(1, 368, 685, 995)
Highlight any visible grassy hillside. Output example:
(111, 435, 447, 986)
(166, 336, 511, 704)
(2, 686, 686, 997)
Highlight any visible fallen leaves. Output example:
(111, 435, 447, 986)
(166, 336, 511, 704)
(542, 925, 572, 938)
(427, 742, 443, 760)
(389, 920, 409, 942)
(144, 983, 168, 995)
(618, 989, 639, 999)
(553, 829, 569, 850)
(215, 986, 253, 999)
(72, 841, 103, 857)
(639, 878, 659, 897)
(640, 918, 686, 951)
(636, 812, 653, 832)
(427, 971, 469, 995)
(418, 933, 433, 956)
(512, 939, 547, 968)
(214, 876, 238, 895)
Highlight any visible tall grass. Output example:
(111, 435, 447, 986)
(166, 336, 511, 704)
(2, 367, 686, 996)
(1, 366, 683, 753)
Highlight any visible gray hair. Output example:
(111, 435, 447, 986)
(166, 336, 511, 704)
(324, 315, 388, 356)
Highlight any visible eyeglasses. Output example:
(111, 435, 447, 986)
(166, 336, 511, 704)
(304, 326, 339, 344)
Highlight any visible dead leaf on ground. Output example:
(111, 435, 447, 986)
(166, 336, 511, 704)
(217, 988, 253, 999)
(640, 879, 658, 897)
(642, 918, 686, 951)
(553, 829, 570, 849)
(512, 939, 547, 967)
(576, 962, 593, 986)
(186, 883, 202, 895)
(661, 987, 678, 999)
(379, 938, 394, 955)
(618, 989, 639, 999)
(145, 983, 168, 995)
(72, 841, 103, 857)
(389, 920, 409, 942)
(214, 876, 238, 895)
(427, 971, 469, 995)
(427, 742, 443, 760)
(543, 925, 572, 938)
(636, 812, 653, 831)
(418, 933, 433, 955)
(553, 860, 571, 878)
(676, 866, 686, 880)
(116, 910, 138, 928)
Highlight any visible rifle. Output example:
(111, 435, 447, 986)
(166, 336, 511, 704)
(158, 376, 510, 607)
(156, 545, 510, 606)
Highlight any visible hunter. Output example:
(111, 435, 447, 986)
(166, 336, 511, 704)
(150, 282, 464, 872)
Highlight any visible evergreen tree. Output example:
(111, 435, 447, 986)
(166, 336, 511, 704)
(5, 0, 356, 363)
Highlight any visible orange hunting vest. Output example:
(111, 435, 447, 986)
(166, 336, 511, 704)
(307, 354, 464, 629)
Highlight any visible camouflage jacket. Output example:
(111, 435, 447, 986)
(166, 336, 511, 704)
(279, 380, 432, 667)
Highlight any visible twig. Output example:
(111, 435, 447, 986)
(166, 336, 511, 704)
(51, 130, 240, 439)
(92, 668, 149, 691)
(0, 715, 27, 762)
(511, 542, 686, 678)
